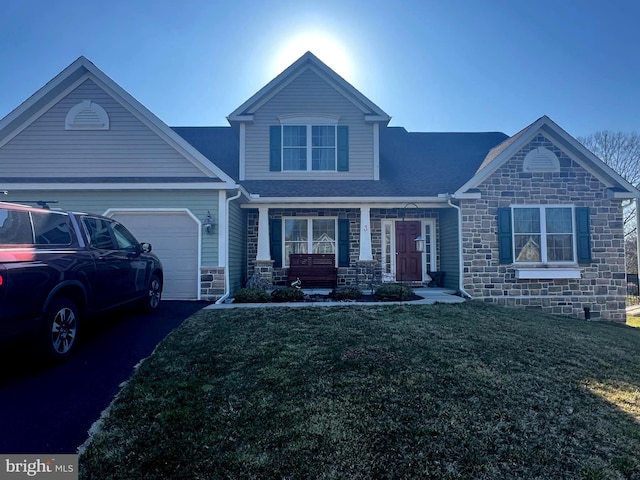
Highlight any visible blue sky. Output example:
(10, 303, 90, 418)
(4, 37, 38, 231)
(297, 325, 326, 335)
(1, 0, 639, 137)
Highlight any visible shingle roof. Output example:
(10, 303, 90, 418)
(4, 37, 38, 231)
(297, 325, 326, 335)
(172, 126, 508, 198)
(171, 127, 240, 181)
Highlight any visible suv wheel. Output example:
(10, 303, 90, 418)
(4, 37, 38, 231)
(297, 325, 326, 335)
(141, 274, 162, 312)
(41, 298, 79, 360)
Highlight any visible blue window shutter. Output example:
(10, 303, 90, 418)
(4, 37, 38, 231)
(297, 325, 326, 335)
(270, 219, 282, 268)
(337, 126, 349, 171)
(497, 208, 513, 264)
(575, 207, 592, 264)
(338, 219, 350, 267)
(270, 126, 281, 172)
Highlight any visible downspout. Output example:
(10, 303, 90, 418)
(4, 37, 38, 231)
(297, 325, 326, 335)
(447, 197, 472, 299)
(215, 188, 243, 304)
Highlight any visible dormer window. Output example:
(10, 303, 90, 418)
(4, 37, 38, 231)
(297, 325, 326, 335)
(283, 125, 337, 171)
(65, 100, 109, 130)
(270, 115, 348, 172)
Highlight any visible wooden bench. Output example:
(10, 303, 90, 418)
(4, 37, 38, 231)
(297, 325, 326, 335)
(287, 253, 338, 289)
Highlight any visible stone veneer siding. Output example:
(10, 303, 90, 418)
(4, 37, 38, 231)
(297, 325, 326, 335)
(462, 134, 627, 322)
(201, 267, 225, 301)
(246, 207, 442, 289)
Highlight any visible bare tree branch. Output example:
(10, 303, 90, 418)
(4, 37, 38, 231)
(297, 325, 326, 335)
(578, 131, 640, 239)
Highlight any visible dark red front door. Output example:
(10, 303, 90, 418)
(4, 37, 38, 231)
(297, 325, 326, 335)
(396, 221, 421, 281)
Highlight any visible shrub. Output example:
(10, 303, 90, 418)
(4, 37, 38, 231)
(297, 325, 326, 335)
(332, 286, 363, 301)
(233, 288, 271, 303)
(271, 287, 305, 303)
(374, 283, 414, 301)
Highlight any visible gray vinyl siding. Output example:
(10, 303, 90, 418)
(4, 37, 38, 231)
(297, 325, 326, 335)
(0, 79, 207, 178)
(3, 189, 220, 265)
(0, 67, 88, 145)
(244, 68, 375, 180)
(439, 208, 460, 290)
(227, 199, 246, 294)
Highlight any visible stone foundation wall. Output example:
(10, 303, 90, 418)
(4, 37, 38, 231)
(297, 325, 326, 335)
(201, 267, 225, 301)
(462, 133, 627, 322)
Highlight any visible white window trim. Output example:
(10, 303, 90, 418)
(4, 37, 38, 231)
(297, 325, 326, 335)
(278, 114, 340, 125)
(283, 217, 338, 267)
(421, 219, 437, 280)
(515, 267, 581, 279)
(381, 220, 396, 282)
(512, 205, 577, 265)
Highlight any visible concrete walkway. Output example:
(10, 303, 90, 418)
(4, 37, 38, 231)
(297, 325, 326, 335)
(205, 288, 465, 309)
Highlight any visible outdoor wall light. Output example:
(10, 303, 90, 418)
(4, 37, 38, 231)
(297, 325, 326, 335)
(415, 235, 426, 253)
(203, 211, 216, 235)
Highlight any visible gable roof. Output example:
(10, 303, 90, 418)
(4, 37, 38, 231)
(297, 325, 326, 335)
(457, 115, 640, 199)
(227, 52, 390, 124)
(0, 56, 237, 187)
(173, 126, 507, 201)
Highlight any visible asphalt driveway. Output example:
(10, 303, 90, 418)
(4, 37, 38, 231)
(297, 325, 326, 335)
(0, 300, 208, 454)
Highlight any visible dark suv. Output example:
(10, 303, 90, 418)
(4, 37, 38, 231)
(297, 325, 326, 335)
(0, 202, 163, 359)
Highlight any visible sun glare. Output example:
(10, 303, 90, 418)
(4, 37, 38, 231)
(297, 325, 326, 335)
(272, 31, 356, 84)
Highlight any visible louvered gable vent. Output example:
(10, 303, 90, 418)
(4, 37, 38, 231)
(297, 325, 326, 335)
(523, 147, 560, 173)
(65, 100, 110, 130)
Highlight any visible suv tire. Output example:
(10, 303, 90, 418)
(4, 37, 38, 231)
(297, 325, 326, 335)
(40, 297, 80, 360)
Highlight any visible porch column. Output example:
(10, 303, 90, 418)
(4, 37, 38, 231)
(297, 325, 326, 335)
(256, 206, 271, 261)
(359, 206, 373, 261)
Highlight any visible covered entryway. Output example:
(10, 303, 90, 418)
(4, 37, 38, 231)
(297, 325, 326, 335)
(107, 210, 200, 300)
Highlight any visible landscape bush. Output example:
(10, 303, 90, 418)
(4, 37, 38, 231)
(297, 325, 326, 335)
(233, 287, 271, 303)
(332, 286, 363, 301)
(374, 283, 414, 301)
(270, 287, 305, 302)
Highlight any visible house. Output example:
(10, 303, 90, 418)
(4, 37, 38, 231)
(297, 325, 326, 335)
(0, 53, 636, 321)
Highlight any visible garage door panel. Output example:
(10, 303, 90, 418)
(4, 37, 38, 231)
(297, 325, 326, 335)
(110, 212, 199, 300)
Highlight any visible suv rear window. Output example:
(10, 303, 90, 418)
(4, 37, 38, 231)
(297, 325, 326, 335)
(32, 211, 72, 245)
(0, 209, 32, 244)
(0, 207, 72, 245)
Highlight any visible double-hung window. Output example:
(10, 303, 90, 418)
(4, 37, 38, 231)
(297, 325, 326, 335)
(284, 218, 337, 266)
(282, 125, 337, 171)
(512, 206, 575, 263)
(270, 118, 349, 172)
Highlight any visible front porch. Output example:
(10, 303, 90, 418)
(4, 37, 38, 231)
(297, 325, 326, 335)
(243, 204, 462, 293)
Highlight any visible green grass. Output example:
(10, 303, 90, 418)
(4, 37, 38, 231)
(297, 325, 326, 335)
(79, 302, 640, 479)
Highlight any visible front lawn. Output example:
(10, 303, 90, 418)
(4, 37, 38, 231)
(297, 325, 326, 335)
(80, 302, 640, 479)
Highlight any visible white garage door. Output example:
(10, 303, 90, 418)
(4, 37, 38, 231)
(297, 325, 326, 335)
(109, 211, 199, 300)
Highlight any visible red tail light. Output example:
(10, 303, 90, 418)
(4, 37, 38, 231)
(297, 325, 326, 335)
(0, 273, 3, 287)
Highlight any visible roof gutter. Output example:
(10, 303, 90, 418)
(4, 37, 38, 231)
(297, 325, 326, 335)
(447, 196, 472, 299)
(243, 196, 451, 207)
(215, 187, 243, 304)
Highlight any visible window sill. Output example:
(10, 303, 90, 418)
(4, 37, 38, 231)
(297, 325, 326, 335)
(514, 267, 581, 279)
